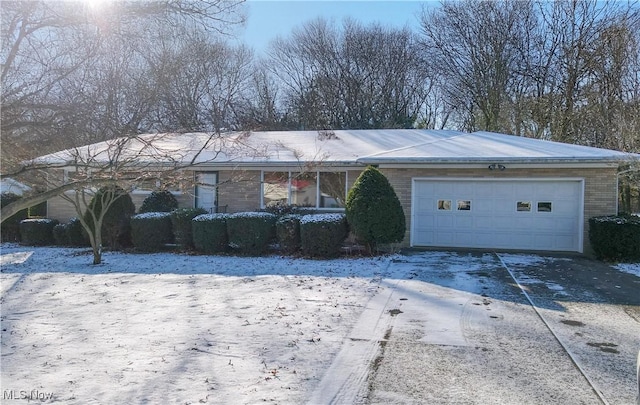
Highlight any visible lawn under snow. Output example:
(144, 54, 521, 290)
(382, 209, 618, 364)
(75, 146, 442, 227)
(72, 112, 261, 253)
(1, 245, 393, 404)
(1, 245, 638, 404)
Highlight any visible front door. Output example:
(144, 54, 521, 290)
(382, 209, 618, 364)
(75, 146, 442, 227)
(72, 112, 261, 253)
(196, 172, 217, 213)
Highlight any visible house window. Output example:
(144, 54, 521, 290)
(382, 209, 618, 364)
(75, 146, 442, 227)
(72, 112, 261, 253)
(457, 200, 471, 211)
(537, 202, 552, 212)
(517, 201, 532, 212)
(263, 172, 289, 207)
(261, 171, 348, 209)
(291, 172, 318, 207)
(195, 172, 218, 213)
(319, 172, 346, 208)
(437, 200, 452, 210)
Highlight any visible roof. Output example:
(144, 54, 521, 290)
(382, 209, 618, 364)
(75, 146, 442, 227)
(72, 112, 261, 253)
(0, 178, 32, 195)
(33, 129, 634, 168)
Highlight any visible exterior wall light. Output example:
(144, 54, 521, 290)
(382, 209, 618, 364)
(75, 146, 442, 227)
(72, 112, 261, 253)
(488, 164, 506, 171)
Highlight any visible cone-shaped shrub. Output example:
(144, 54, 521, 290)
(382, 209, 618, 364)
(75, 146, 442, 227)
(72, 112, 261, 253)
(345, 166, 405, 253)
(192, 213, 229, 254)
(226, 212, 277, 256)
(131, 212, 174, 252)
(138, 190, 178, 213)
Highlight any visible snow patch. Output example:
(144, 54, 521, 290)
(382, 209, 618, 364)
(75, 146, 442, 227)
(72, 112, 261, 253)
(0, 251, 33, 265)
(614, 262, 640, 278)
(192, 213, 228, 222)
(300, 213, 346, 224)
(132, 212, 171, 219)
(20, 218, 56, 224)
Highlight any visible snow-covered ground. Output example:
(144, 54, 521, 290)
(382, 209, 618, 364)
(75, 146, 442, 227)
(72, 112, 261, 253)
(1, 245, 638, 404)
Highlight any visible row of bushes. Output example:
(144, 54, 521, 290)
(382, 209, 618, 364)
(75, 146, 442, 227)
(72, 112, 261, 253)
(130, 210, 349, 258)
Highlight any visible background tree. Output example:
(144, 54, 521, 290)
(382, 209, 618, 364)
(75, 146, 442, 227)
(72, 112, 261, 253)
(267, 18, 430, 130)
(419, 0, 537, 133)
(1, 0, 246, 168)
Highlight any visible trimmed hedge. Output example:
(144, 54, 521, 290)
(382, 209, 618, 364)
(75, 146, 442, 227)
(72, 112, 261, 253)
(276, 214, 301, 253)
(171, 208, 207, 249)
(226, 212, 277, 255)
(138, 190, 178, 213)
(66, 218, 88, 246)
(53, 223, 68, 245)
(19, 218, 59, 246)
(300, 214, 348, 258)
(52, 218, 88, 246)
(589, 215, 640, 262)
(1, 192, 28, 242)
(131, 212, 174, 252)
(192, 214, 229, 254)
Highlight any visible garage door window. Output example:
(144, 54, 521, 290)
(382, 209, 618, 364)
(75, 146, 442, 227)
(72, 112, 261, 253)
(457, 200, 471, 211)
(437, 200, 451, 210)
(537, 202, 552, 212)
(517, 201, 532, 212)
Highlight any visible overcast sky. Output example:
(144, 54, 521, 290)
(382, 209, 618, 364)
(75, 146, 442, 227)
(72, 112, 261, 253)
(240, 0, 431, 54)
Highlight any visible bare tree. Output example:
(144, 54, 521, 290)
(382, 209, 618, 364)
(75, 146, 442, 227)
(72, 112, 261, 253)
(148, 33, 254, 133)
(419, 0, 536, 133)
(267, 18, 430, 130)
(1, 0, 246, 169)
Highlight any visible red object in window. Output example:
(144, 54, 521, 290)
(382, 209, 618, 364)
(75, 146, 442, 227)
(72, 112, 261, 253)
(291, 179, 311, 190)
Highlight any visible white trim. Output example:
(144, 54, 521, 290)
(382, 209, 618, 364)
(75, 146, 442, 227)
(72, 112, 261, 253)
(410, 177, 585, 252)
(379, 162, 619, 169)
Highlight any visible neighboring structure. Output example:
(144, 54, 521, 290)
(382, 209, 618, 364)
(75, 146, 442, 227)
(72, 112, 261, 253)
(36, 129, 636, 254)
(0, 178, 32, 196)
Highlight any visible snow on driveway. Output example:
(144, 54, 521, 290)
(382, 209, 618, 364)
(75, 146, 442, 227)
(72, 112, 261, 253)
(1, 245, 638, 404)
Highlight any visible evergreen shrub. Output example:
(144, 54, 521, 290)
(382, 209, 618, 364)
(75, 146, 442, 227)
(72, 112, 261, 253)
(66, 218, 88, 246)
(138, 190, 178, 213)
(131, 212, 174, 252)
(345, 166, 405, 253)
(83, 186, 135, 249)
(589, 215, 640, 262)
(300, 213, 348, 258)
(19, 218, 58, 246)
(53, 223, 68, 245)
(192, 213, 229, 254)
(226, 212, 277, 255)
(1, 192, 27, 242)
(276, 214, 301, 253)
(171, 208, 207, 249)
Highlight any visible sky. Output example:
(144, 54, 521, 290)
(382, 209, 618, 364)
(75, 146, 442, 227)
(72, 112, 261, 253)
(240, 0, 432, 53)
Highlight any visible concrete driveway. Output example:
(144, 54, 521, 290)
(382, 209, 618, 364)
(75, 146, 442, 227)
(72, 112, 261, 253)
(359, 251, 639, 405)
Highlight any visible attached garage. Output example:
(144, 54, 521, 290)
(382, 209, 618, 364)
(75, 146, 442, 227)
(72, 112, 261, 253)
(411, 178, 584, 252)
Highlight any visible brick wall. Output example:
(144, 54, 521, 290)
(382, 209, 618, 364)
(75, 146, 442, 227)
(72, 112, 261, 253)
(380, 166, 618, 254)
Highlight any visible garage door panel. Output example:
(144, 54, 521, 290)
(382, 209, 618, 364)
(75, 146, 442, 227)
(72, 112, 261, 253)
(436, 216, 454, 227)
(412, 179, 582, 252)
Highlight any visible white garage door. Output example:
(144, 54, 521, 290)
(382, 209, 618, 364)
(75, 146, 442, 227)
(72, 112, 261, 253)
(412, 179, 583, 252)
